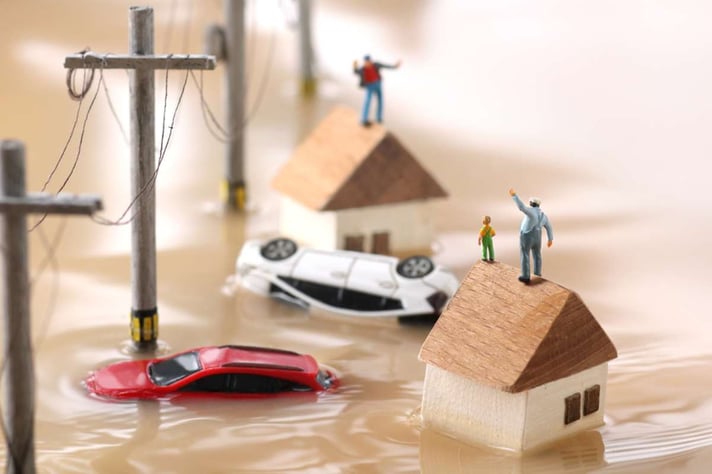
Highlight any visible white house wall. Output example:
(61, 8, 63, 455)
(522, 364, 608, 450)
(422, 364, 609, 452)
(335, 201, 433, 252)
(279, 197, 338, 249)
(421, 365, 527, 450)
(279, 198, 436, 253)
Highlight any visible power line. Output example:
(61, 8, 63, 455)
(30, 62, 104, 233)
(99, 69, 129, 145)
(190, 18, 277, 143)
(92, 67, 190, 227)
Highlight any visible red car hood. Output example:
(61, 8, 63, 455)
(86, 359, 156, 399)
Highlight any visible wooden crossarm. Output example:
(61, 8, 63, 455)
(0, 194, 103, 215)
(64, 52, 216, 70)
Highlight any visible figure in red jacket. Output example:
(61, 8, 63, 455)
(353, 55, 401, 126)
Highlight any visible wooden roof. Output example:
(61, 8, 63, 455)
(419, 262, 617, 393)
(272, 106, 448, 211)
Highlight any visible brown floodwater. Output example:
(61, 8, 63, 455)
(2, 0, 712, 472)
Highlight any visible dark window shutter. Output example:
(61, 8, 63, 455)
(565, 393, 581, 425)
(371, 231, 390, 255)
(344, 234, 365, 252)
(583, 385, 601, 416)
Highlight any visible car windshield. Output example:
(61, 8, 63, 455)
(148, 351, 202, 386)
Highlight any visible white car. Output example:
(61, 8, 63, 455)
(236, 238, 460, 320)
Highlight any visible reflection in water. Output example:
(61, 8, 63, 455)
(420, 429, 606, 473)
(90, 401, 161, 473)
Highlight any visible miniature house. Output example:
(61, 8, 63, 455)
(418, 261, 617, 452)
(272, 106, 447, 255)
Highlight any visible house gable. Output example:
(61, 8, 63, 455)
(322, 132, 447, 210)
(272, 106, 447, 211)
(512, 292, 618, 392)
(418, 261, 617, 393)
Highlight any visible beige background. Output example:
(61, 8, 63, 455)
(1, 0, 711, 472)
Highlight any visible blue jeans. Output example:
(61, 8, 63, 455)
(520, 228, 542, 278)
(361, 81, 383, 123)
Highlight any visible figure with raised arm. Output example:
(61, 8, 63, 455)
(353, 55, 401, 126)
(509, 188, 553, 283)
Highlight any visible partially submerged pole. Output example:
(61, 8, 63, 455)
(298, 0, 316, 97)
(1, 141, 34, 474)
(65, 7, 216, 352)
(129, 6, 159, 351)
(0, 140, 103, 474)
(223, 0, 247, 210)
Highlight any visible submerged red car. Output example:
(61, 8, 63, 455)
(85, 345, 337, 400)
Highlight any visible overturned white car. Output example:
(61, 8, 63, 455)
(236, 238, 460, 320)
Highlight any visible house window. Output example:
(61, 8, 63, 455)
(344, 234, 365, 252)
(564, 393, 581, 425)
(371, 231, 390, 255)
(584, 385, 601, 416)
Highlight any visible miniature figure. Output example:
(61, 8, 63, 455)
(419, 261, 618, 452)
(477, 215, 496, 262)
(84, 345, 337, 400)
(509, 188, 553, 283)
(353, 55, 401, 126)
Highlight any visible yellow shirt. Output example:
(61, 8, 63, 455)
(479, 224, 496, 238)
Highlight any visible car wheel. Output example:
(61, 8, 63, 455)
(260, 238, 298, 261)
(396, 256, 434, 278)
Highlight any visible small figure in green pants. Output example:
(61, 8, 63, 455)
(478, 215, 496, 262)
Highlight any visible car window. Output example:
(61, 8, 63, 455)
(179, 373, 228, 392)
(180, 373, 311, 393)
(148, 351, 201, 386)
(338, 288, 403, 311)
(278, 276, 341, 306)
(278, 276, 402, 311)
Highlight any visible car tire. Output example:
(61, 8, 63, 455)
(396, 256, 434, 278)
(260, 238, 298, 261)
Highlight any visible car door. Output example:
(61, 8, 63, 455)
(290, 250, 355, 304)
(341, 256, 400, 312)
(346, 257, 397, 298)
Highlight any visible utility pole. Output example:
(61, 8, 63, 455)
(0, 139, 102, 474)
(204, 0, 316, 208)
(298, 0, 316, 97)
(205, 0, 247, 210)
(223, 0, 247, 210)
(64, 6, 215, 351)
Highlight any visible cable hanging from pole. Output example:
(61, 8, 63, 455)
(30, 52, 105, 233)
(33, 49, 192, 229)
(92, 60, 191, 227)
(65, 48, 96, 101)
(191, 14, 277, 144)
